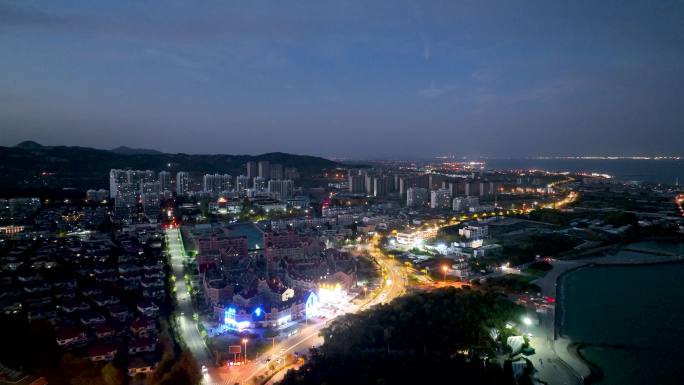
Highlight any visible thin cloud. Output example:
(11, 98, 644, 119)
(419, 80, 456, 98)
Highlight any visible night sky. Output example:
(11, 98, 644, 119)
(1, 1, 682, 158)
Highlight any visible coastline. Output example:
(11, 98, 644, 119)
(546, 250, 684, 385)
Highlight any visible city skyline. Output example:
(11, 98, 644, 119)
(2, 1, 683, 158)
(2, 3, 684, 385)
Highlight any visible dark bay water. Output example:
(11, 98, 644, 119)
(560, 244, 684, 385)
(485, 159, 684, 185)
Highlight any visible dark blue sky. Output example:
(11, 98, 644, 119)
(1, 1, 682, 158)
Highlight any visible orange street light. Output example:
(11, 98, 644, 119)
(442, 265, 448, 283)
(242, 338, 248, 363)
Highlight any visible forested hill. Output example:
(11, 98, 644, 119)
(0, 141, 342, 192)
(279, 288, 526, 385)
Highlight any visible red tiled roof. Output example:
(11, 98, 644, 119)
(86, 344, 117, 357)
(56, 326, 85, 340)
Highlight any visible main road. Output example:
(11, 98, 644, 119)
(165, 228, 218, 382)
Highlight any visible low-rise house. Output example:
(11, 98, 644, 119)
(27, 307, 57, 322)
(136, 300, 159, 318)
(1, 301, 22, 313)
(107, 304, 130, 322)
(54, 279, 77, 290)
(142, 287, 165, 299)
(23, 282, 51, 294)
(118, 263, 141, 274)
(127, 358, 156, 376)
(17, 272, 42, 282)
(93, 323, 116, 341)
(82, 287, 103, 297)
(120, 271, 142, 283)
(61, 300, 90, 314)
(144, 270, 165, 279)
(96, 272, 118, 283)
(130, 318, 157, 338)
(94, 266, 116, 275)
(94, 295, 120, 307)
(80, 310, 106, 325)
(55, 327, 87, 347)
(140, 278, 163, 289)
(54, 289, 76, 300)
(25, 294, 52, 306)
(128, 338, 157, 355)
(85, 344, 117, 362)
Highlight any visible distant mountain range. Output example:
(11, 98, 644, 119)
(0, 141, 343, 193)
(110, 146, 164, 155)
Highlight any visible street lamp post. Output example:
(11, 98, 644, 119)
(242, 338, 248, 364)
(442, 265, 448, 283)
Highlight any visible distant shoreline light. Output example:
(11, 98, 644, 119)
(436, 155, 681, 160)
(529, 156, 681, 160)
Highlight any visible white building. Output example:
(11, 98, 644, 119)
(203, 173, 232, 195)
(459, 225, 488, 239)
(176, 172, 190, 196)
(109, 169, 156, 221)
(109, 169, 128, 198)
(235, 175, 250, 192)
(430, 188, 451, 209)
(268, 179, 294, 201)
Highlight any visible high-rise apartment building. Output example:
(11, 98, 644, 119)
(399, 174, 430, 197)
(109, 169, 128, 198)
(284, 167, 299, 180)
(159, 171, 171, 192)
(253, 176, 266, 191)
(176, 172, 190, 196)
(128, 170, 156, 186)
(258, 161, 270, 179)
(235, 175, 250, 192)
(430, 188, 452, 209)
(246, 161, 258, 179)
(114, 182, 138, 220)
(270, 164, 283, 180)
(348, 174, 366, 194)
(373, 175, 395, 197)
(109, 169, 156, 221)
(364, 174, 374, 195)
(406, 187, 429, 208)
(203, 173, 232, 194)
(140, 182, 161, 219)
(268, 179, 294, 201)
(453, 196, 480, 212)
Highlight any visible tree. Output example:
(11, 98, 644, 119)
(280, 288, 523, 385)
(101, 362, 125, 385)
(152, 350, 201, 385)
